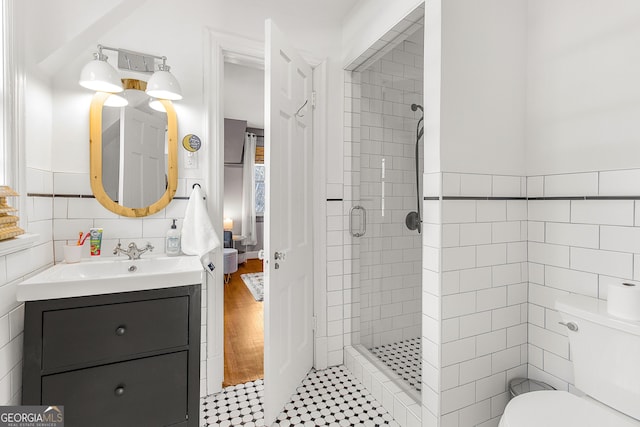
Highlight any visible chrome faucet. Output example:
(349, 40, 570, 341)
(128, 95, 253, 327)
(113, 242, 154, 260)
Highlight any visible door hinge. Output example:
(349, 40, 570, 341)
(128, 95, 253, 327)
(311, 91, 317, 108)
(312, 315, 317, 331)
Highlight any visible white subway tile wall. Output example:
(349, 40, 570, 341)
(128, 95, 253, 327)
(0, 168, 56, 404)
(439, 189, 528, 427)
(526, 170, 640, 395)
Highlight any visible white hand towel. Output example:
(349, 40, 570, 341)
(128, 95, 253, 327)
(181, 186, 221, 275)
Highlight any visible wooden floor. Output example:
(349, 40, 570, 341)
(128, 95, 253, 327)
(223, 258, 264, 386)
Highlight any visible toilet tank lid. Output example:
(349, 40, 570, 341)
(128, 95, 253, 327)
(502, 391, 640, 427)
(556, 295, 640, 337)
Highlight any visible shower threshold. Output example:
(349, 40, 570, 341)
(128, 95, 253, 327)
(370, 337, 422, 393)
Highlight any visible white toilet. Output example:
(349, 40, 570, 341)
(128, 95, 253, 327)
(500, 295, 640, 426)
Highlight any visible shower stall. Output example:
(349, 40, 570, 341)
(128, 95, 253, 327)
(347, 9, 425, 400)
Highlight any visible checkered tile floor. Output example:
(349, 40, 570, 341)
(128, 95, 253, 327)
(201, 365, 399, 426)
(370, 338, 422, 392)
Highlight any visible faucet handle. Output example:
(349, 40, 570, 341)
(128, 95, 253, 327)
(113, 242, 122, 255)
(146, 243, 154, 252)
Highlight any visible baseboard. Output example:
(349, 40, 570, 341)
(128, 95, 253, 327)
(206, 355, 223, 396)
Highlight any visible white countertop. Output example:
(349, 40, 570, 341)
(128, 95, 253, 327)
(17, 255, 205, 301)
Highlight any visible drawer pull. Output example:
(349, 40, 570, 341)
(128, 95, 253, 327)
(114, 386, 125, 397)
(115, 326, 127, 336)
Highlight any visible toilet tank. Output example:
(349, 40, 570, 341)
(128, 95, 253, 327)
(556, 295, 640, 421)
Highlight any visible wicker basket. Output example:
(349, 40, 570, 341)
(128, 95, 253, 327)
(0, 186, 24, 241)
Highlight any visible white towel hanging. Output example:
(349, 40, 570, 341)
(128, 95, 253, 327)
(181, 185, 221, 275)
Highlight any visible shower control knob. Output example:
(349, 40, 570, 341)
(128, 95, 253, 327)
(558, 321, 578, 332)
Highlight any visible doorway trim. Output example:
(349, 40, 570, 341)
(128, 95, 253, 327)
(203, 28, 328, 395)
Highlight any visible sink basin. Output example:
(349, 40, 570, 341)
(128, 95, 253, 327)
(17, 255, 204, 301)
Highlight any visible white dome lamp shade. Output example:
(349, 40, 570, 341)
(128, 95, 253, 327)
(103, 93, 129, 107)
(145, 59, 182, 101)
(148, 98, 167, 112)
(79, 49, 123, 93)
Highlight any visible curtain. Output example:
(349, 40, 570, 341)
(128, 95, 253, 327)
(241, 132, 258, 245)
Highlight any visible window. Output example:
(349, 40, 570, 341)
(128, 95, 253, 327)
(255, 164, 265, 215)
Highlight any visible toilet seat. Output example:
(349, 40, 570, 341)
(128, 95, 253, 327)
(500, 391, 640, 427)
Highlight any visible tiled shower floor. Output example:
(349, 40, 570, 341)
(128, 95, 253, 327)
(369, 338, 422, 392)
(201, 365, 399, 426)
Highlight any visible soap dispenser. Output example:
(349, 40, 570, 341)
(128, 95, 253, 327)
(166, 219, 181, 256)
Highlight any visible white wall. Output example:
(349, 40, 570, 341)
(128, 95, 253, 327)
(224, 63, 264, 129)
(523, 0, 640, 399)
(47, 0, 348, 178)
(526, 0, 640, 175)
(439, 0, 527, 176)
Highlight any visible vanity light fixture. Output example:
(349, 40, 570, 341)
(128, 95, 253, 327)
(79, 44, 182, 101)
(79, 46, 123, 93)
(146, 58, 183, 101)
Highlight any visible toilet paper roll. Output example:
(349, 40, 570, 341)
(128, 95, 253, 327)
(607, 282, 640, 321)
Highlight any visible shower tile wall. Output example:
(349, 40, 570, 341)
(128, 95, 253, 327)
(358, 30, 424, 350)
(438, 173, 528, 427)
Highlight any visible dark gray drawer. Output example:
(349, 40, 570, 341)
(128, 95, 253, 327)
(42, 296, 189, 371)
(42, 351, 189, 427)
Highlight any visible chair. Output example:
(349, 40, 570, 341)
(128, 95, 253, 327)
(223, 230, 233, 248)
(223, 248, 238, 284)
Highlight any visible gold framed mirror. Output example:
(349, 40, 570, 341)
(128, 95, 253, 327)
(89, 80, 178, 217)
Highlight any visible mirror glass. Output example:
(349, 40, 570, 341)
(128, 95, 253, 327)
(90, 79, 178, 217)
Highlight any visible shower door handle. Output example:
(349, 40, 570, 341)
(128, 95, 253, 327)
(349, 205, 366, 238)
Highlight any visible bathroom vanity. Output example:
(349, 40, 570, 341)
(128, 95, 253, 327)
(18, 256, 203, 427)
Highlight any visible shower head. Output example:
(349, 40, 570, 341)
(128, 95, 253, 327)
(411, 103, 423, 112)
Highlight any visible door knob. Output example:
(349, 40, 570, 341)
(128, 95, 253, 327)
(274, 251, 286, 261)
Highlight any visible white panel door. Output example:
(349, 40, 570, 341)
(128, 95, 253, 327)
(263, 19, 314, 425)
(120, 107, 166, 207)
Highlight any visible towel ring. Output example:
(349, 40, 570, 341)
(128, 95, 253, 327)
(191, 183, 206, 200)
